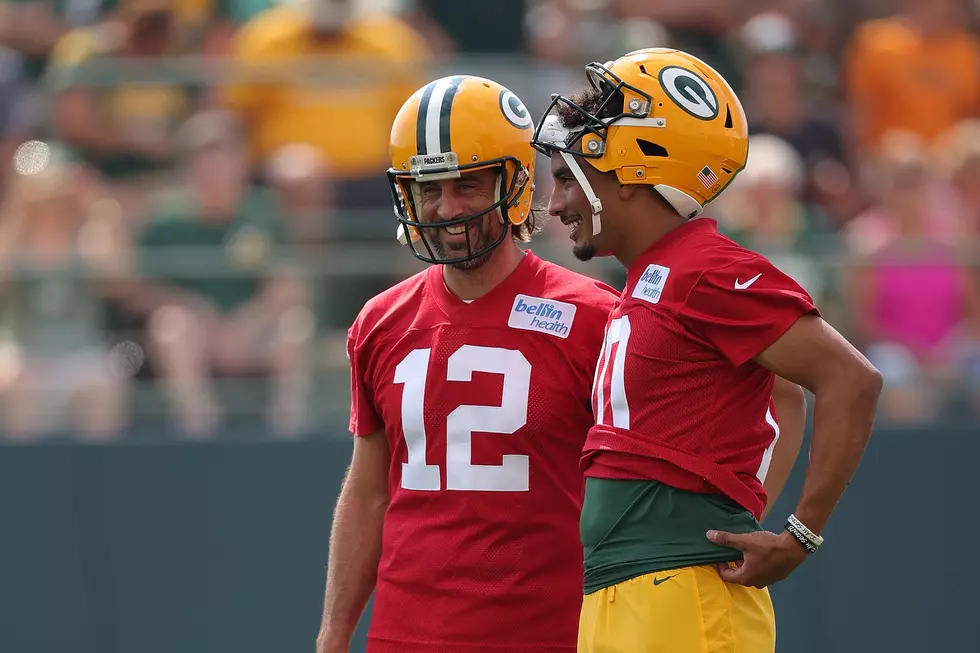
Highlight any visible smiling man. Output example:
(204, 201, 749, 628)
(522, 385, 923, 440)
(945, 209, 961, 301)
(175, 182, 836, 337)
(316, 75, 619, 653)
(532, 48, 883, 653)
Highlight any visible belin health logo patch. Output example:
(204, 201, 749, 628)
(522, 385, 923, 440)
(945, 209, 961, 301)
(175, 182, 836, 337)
(631, 264, 670, 304)
(508, 294, 577, 339)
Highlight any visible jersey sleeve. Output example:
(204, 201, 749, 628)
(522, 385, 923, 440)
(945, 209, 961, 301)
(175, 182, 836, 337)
(347, 317, 383, 437)
(679, 256, 819, 367)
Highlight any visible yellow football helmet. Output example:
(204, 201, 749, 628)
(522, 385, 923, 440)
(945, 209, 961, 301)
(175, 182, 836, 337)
(388, 75, 536, 264)
(532, 48, 748, 223)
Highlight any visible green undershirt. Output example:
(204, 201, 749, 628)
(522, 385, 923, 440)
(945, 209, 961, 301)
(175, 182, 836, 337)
(581, 477, 763, 595)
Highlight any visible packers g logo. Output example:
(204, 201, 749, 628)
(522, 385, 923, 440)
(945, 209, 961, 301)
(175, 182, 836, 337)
(499, 89, 533, 130)
(658, 66, 719, 121)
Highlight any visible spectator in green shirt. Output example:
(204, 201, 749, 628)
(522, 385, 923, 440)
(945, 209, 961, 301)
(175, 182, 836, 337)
(132, 110, 312, 438)
(0, 140, 129, 440)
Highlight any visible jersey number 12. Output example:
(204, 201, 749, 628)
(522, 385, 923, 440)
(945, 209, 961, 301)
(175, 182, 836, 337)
(393, 345, 531, 492)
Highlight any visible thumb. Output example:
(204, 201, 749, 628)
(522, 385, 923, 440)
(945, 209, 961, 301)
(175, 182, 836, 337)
(706, 529, 747, 549)
(716, 561, 745, 584)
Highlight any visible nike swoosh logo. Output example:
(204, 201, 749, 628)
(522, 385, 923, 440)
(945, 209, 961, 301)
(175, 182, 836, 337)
(652, 574, 678, 586)
(734, 273, 762, 290)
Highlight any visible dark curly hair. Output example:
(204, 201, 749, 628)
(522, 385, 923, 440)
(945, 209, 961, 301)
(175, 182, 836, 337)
(553, 85, 677, 212)
(555, 86, 623, 132)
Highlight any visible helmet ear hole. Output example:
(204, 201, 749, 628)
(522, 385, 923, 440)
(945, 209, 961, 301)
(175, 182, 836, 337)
(636, 140, 668, 158)
(397, 178, 424, 224)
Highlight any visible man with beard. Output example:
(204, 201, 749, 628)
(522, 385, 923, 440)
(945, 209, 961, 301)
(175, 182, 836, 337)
(532, 48, 881, 652)
(315, 75, 621, 653)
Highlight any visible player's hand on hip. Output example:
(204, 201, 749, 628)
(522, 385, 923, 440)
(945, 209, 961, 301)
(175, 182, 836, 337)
(705, 529, 807, 588)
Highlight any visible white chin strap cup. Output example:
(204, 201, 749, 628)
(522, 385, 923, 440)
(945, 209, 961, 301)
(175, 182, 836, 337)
(538, 114, 603, 236)
(560, 151, 602, 236)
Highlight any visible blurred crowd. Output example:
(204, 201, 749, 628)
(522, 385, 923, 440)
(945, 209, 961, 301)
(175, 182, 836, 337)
(0, 0, 978, 441)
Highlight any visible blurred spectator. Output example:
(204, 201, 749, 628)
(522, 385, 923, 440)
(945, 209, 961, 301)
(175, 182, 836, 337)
(934, 119, 980, 242)
(0, 45, 30, 191)
(783, 0, 841, 115)
(45, 0, 201, 223)
(402, 0, 523, 55)
(0, 0, 56, 143)
(0, 0, 92, 82)
(222, 0, 428, 209)
(613, 0, 743, 92)
(714, 133, 838, 310)
(264, 142, 337, 338)
(186, 0, 280, 59)
(0, 140, 129, 441)
(265, 142, 334, 249)
(526, 0, 628, 66)
(843, 132, 980, 423)
(935, 118, 980, 415)
(740, 13, 854, 224)
(844, 131, 962, 252)
(131, 111, 313, 438)
(0, 0, 234, 74)
(263, 141, 411, 337)
(843, 0, 980, 158)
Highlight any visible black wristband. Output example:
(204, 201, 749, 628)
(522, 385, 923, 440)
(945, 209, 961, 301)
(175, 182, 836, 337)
(785, 521, 819, 554)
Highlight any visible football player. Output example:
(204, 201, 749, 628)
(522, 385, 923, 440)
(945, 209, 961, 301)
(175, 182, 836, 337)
(532, 49, 883, 653)
(315, 75, 620, 653)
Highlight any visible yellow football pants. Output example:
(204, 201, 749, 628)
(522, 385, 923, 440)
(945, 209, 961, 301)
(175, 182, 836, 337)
(578, 565, 775, 653)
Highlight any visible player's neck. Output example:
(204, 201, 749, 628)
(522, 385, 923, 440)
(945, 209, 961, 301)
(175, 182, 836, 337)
(614, 211, 687, 269)
(442, 241, 525, 301)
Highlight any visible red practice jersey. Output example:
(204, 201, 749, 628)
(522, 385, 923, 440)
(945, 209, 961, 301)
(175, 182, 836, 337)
(585, 219, 818, 520)
(347, 251, 618, 653)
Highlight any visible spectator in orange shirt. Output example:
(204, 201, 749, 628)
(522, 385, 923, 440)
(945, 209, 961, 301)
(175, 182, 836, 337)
(222, 0, 429, 209)
(844, 0, 980, 158)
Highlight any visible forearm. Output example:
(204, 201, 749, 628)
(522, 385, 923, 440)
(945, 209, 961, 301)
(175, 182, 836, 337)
(791, 375, 880, 534)
(317, 483, 387, 650)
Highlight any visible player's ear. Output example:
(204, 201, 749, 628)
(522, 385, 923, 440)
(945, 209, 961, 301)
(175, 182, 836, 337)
(618, 183, 640, 201)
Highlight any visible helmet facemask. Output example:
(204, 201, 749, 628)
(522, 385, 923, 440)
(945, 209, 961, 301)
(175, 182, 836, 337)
(531, 62, 657, 237)
(534, 59, 719, 221)
(388, 155, 530, 267)
(532, 61, 654, 160)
